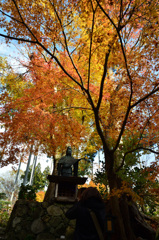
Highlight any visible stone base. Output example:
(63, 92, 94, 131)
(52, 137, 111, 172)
(6, 199, 75, 240)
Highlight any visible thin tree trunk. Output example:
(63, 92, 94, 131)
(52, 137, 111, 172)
(14, 161, 21, 185)
(44, 155, 56, 202)
(23, 145, 33, 186)
(10, 160, 21, 203)
(29, 155, 37, 185)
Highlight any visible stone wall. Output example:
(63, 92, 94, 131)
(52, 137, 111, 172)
(6, 200, 75, 240)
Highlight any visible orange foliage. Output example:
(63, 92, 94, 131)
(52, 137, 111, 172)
(0, 54, 87, 166)
(0, 0, 158, 199)
(36, 191, 45, 202)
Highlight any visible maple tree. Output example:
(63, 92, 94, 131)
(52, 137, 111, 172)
(0, 55, 87, 168)
(0, 0, 159, 239)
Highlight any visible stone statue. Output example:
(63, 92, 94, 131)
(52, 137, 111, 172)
(57, 147, 79, 177)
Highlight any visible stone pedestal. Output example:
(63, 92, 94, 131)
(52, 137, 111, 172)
(47, 175, 87, 202)
(6, 200, 75, 240)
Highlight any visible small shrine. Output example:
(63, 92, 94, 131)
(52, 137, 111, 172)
(47, 147, 87, 202)
(47, 175, 87, 202)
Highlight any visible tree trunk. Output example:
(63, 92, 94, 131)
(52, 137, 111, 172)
(110, 195, 127, 240)
(119, 196, 136, 240)
(107, 171, 156, 240)
(44, 155, 56, 202)
(44, 182, 55, 202)
(23, 145, 33, 186)
(107, 171, 128, 240)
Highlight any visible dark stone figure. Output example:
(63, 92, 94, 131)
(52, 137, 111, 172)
(57, 147, 78, 177)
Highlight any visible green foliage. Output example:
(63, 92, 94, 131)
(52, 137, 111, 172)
(21, 163, 50, 191)
(118, 163, 159, 215)
(114, 133, 143, 169)
(0, 192, 7, 200)
(93, 162, 109, 199)
(98, 184, 108, 200)
(78, 160, 92, 177)
(18, 184, 36, 201)
(78, 150, 97, 177)
(0, 197, 11, 227)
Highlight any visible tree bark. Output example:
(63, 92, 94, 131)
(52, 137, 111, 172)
(44, 155, 56, 202)
(107, 171, 128, 240)
(44, 182, 55, 202)
(119, 196, 136, 240)
(106, 169, 156, 240)
(110, 195, 128, 240)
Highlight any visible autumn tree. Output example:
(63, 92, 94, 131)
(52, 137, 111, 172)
(0, 0, 159, 239)
(0, 56, 33, 166)
(0, 54, 87, 168)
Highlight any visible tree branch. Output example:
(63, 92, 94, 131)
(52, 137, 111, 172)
(130, 86, 159, 109)
(88, 2, 97, 90)
(0, 9, 22, 24)
(95, 0, 133, 152)
(96, 49, 111, 111)
(0, 33, 37, 44)
(48, 0, 84, 87)
(116, 147, 159, 172)
(3, 0, 85, 92)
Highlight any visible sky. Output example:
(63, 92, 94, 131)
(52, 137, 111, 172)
(0, 40, 28, 74)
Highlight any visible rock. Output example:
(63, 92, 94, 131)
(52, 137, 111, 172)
(65, 225, 74, 240)
(41, 202, 49, 209)
(12, 217, 21, 228)
(18, 230, 35, 240)
(55, 222, 66, 236)
(16, 205, 28, 217)
(16, 199, 27, 205)
(41, 215, 51, 223)
(21, 220, 32, 231)
(6, 200, 75, 240)
(50, 227, 55, 234)
(31, 218, 46, 234)
(47, 205, 63, 217)
(15, 225, 21, 233)
(49, 216, 62, 228)
(36, 233, 55, 240)
(29, 204, 43, 218)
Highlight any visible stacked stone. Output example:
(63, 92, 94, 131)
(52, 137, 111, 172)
(6, 200, 75, 240)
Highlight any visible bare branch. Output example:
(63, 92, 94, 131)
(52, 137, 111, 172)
(0, 33, 37, 44)
(95, 0, 133, 152)
(0, 9, 22, 24)
(12, 0, 40, 43)
(48, 0, 84, 87)
(96, 49, 111, 111)
(116, 147, 159, 172)
(118, 0, 123, 27)
(0, 1, 85, 92)
(88, 2, 97, 90)
(130, 87, 159, 109)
